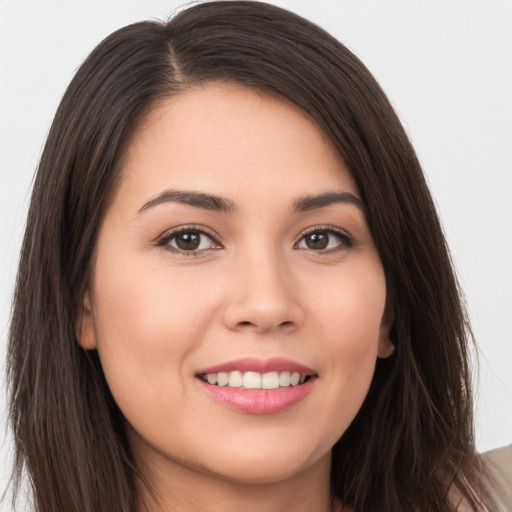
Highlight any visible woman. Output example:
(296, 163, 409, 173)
(6, 2, 501, 511)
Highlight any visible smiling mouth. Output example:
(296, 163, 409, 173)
(197, 371, 312, 390)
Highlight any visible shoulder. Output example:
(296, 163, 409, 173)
(447, 487, 483, 512)
(448, 445, 512, 512)
(482, 444, 512, 512)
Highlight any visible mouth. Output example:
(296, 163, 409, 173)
(196, 370, 312, 390)
(195, 358, 317, 414)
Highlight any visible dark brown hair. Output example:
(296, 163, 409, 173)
(7, 2, 495, 511)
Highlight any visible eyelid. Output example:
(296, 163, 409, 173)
(155, 224, 354, 255)
(294, 225, 354, 252)
(156, 225, 223, 254)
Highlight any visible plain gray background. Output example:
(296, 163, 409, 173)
(1, 0, 511, 505)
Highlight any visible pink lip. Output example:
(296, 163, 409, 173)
(197, 377, 316, 414)
(196, 357, 316, 376)
(195, 357, 317, 415)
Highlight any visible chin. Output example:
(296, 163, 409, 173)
(197, 443, 330, 486)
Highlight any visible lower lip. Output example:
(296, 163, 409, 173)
(197, 378, 315, 414)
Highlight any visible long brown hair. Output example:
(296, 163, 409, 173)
(7, 2, 494, 511)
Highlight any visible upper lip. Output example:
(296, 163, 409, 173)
(196, 357, 317, 376)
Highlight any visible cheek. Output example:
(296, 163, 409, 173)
(313, 261, 387, 352)
(89, 245, 220, 420)
(309, 262, 386, 431)
(93, 233, 217, 345)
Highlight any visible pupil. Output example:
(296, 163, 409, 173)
(307, 231, 328, 250)
(176, 232, 200, 250)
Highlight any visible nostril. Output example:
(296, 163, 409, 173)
(237, 320, 294, 329)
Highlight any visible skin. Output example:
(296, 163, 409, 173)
(79, 83, 394, 512)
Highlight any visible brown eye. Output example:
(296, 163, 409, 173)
(304, 231, 329, 250)
(296, 228, 352, 252)
(163, 229, 220, 253)
(174, 231, 201, 250)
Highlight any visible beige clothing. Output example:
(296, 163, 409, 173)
(484, 444, 512, 511)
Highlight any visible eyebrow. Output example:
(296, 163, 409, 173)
(137, 189, 364, 216)
(137, 189, 238, 215)
(291, 191, 365, 213)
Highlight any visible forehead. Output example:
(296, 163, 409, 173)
(114, 83, 359, 213)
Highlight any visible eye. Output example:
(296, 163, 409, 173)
(158, 227, 221, 254)
(296, 228, 352, 252)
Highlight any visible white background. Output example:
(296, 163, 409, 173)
(1, 0, 511, 505)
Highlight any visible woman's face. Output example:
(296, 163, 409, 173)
(80, 83, 392, 486)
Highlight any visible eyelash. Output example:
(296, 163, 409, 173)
(296, 225, 354, 254)
(156, 225, 221, 256)
(156, 225, 354, 256)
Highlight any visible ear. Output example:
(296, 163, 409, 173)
(76, 289, 97, 350)
(377, 306, 395, 359)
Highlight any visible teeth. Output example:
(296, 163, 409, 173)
(202, 370, 309, 389)
(228, 370, 243, 387)
(261, 371, 280, 390)
(243, 371, 262, 389)
(279, 371, 291, 387)
(217, 372, 229, 387)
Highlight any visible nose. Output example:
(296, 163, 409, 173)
(221, 251, 304, 334)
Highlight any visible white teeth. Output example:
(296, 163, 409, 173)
(217, 372, 229, 387)
(262, 371, 280, 389)
(279, 371, 291, 387)
(228, 370, 243, 387)
(243, 371, 262, 389)
(201, 370, 310, 389)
